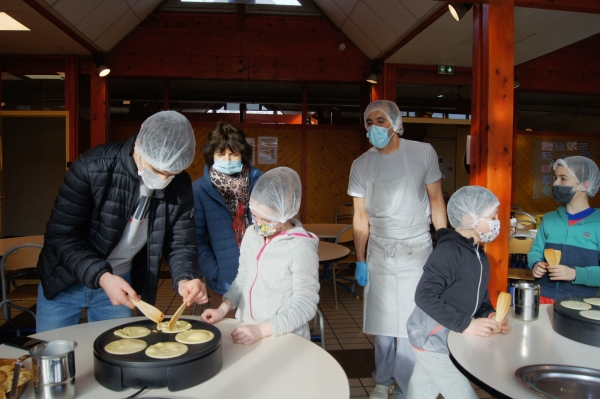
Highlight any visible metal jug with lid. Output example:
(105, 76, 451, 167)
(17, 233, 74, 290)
(512, 280, 541, 321)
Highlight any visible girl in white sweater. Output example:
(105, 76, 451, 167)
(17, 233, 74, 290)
(201, 167, 320, 345)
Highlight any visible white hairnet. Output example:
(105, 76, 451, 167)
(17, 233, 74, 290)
(136, 111, 196, 173)
(553, 156, 600, 197)
(447, 186, 500, 230)
(363, 100, 404, 135)
(249, 167, 301, 223)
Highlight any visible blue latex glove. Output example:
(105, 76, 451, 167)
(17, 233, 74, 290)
(354, 261, 368, 286)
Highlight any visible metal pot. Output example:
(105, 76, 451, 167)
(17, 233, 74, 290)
(512, 280, 541, 321)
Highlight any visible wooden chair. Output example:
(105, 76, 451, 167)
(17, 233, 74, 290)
(330, 224, 361, 309)
(508, 236, 535, 282)
(0, 244, 42, 336)
(335, 203, 353, 224)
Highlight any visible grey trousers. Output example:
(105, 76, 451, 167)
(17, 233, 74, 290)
(373, 335, 416, 399)
(406, 348, 478, 399)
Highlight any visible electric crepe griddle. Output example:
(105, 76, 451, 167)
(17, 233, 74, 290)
(553, 297, 600, 348)
(93, 318, 222, 391)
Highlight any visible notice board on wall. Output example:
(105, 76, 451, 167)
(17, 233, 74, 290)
(532, 139, 597, 198)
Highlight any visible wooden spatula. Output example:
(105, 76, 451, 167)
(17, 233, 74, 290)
(168, 300, 187, 331)
(128, 296, 164, 324)
(544, 249, 556, 266)
(544, 248, 562, 266)
(553, 249, 562, 265)
(494, 292, 511, 333)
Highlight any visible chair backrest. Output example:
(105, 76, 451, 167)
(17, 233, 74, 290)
(1, 244, 42, 272)
(509, 237, 534, 255)
(335, 203, 353, 223)
(514, 212, 536, 226)
(335, 224, 353, 245)
(508, 236, 534, 269)
(0, 244, 42, 301)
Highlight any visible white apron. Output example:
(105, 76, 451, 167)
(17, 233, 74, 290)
(363, 148, 433, 338)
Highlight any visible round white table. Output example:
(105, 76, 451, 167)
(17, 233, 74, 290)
(318, 241, 350, 263)
(448, 305, 600, 399)
(303, 224, 350, 240)
(1, 317, 349, 399)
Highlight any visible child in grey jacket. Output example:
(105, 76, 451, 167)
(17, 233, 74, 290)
(405, 186, 510, 399)
(201, 167, 320, 345)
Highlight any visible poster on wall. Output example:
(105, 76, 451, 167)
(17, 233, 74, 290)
(258, 136, 278, 165)
(246, 138, 256, 165)
(532, 139, 597, 198)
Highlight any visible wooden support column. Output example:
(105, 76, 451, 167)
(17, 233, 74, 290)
(64, 55, 78, 161)
(300, 83, 308, 223)
(371, 64, 397, 102)
(90, 62, 107, 147)
(470, 0, 515, 305)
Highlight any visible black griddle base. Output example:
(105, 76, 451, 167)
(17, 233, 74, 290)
(94, 344, 222, 391)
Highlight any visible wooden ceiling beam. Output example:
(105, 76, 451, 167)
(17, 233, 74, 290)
(378, 3, 449, 64)
(22, 0, 101, 56)
(436, 0, 600, 14)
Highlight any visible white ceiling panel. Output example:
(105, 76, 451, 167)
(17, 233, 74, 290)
(349, 2, 396, 52)
(365, 0, 417, 37)
(386, 10, 472, 64)
(331, 0, 359, 16)
(340, 18, 381, 59)
(514, 11, 600, 65)
(76, 0, 129, 41)
(431, 43, 472, 66)
(131, 0, 161, 20)
(52, 0, 103, 26)
(400, 0, 439, 19)
(95, 9, 139, 51)
(315, 0, 347, 26)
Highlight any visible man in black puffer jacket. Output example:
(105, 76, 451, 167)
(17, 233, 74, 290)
(36, 111, 208, 332)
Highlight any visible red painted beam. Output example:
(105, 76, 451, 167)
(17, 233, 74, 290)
(64, 55, 78, 161)
(21, 0, 100, 55)
(378, 3, 449, 63)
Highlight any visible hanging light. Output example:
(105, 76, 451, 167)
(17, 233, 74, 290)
(366, 64, 382, 84)
(94, 56, 111, 77)
(448, 3, 473, 22)
(97, 64, 110, 77)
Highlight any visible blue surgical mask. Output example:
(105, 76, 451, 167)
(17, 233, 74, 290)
(366, 125, 393, 149)
(213, 159, 243, 175)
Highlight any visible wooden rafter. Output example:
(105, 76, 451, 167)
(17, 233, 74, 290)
(21, 0, 101, 56)
(378, 3, 449, 63)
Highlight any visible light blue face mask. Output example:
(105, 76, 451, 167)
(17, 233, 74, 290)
(213, 159, 243, 175)
(366, 125, 393, 149)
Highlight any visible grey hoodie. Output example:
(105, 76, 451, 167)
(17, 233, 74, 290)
(224, 219, 320, 339)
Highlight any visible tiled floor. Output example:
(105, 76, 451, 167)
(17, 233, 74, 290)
(0, 276, 494, 399)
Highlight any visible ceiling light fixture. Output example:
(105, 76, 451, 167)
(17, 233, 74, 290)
(94, 56, 111, 77)
(448, 3, 473, 22)
(366, 64, 382, 84)
(0, 12, 30, 31)
(514, 79, 521, 89)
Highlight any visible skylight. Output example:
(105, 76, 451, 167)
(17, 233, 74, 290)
(0, 12, 30, 31)
(181, 0, 300, 5)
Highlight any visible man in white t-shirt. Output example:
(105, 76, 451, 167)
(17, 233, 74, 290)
(348, 100, 447, 399)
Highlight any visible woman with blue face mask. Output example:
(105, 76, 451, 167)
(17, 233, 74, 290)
(200, 167, 320, 346)
(528, 156, 600, 303)
(192, 123, 263, 315)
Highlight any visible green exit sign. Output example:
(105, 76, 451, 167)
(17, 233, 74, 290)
(438, 65, 454, 75)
